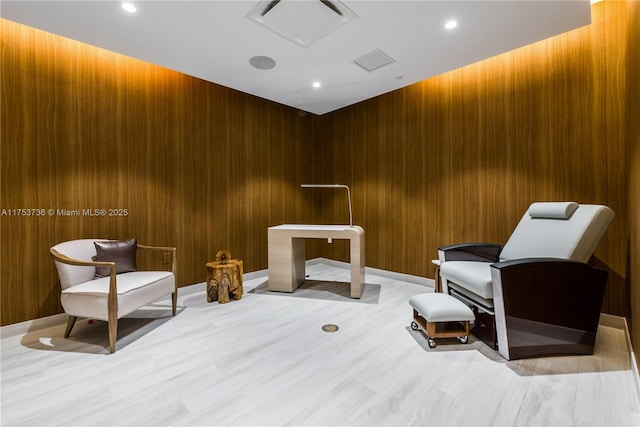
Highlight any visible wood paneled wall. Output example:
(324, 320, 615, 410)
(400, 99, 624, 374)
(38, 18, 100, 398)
(1, 20, 316, 325)
(626, 0, 640, 356)
(308, 0, 634, 318)
(1, 0, 636, 327)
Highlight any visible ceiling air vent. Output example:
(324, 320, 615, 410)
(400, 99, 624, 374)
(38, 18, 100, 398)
(352, 49, 396, 72)
(246, 0, 358, 48)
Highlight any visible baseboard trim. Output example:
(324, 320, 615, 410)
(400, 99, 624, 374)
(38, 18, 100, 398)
(3, 257, 431, 338)
(203, 257, 435, 287)
(600, 313, 640, 407)
(0, 313, 68, 340)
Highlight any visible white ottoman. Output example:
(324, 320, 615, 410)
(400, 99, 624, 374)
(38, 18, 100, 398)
(409, 292, 475, 348)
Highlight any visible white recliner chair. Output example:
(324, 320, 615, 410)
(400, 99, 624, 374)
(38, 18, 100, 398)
(438, 202, 614, 360)
(50, 238, 177, 353)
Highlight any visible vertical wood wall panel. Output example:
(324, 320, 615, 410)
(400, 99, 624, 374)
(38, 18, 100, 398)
(1, 20, 313, 325)
(626, 0, 640, 361)
(1, 0, 636, 326)
(309, 1, 632, 317)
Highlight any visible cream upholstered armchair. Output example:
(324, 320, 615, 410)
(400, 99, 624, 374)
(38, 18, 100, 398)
(50, 238, 177, 353)
(438, 202, 614, 360)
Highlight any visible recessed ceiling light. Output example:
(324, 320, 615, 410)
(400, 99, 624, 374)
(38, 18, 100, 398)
(312, 81, 321, 89)
(122, 3, 136, 13)
(445, 20, 458, 30)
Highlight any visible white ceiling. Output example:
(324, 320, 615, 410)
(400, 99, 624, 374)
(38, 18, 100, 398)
(1, 1, 592, 115)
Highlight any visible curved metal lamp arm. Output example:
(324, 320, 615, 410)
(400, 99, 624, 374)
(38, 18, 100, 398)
(301, 184, 353, 227)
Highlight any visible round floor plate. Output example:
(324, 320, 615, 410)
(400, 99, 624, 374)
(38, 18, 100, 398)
(322, 324, 339, 333)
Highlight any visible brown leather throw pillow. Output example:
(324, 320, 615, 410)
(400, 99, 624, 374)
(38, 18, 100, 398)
(93, 238, 137, 278)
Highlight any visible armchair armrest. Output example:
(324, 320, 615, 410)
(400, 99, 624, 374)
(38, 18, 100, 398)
(137, 244, 176, 253)
(490, 257, 607, 319)
(490, 257, 607, 360)
(50, 248, 116, 274)
(49, 248, 118, 302)
(491, 257, 588, 270)
(438, 243, 503, 262)
(137, 244, 176, 276)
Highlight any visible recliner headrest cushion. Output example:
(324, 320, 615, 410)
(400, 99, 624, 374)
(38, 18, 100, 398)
(528, 202, 578, 219)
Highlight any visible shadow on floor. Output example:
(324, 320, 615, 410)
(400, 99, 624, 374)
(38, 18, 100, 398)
(406, 323, 633, 376)
(249, 279, 381, 304)
(20, 303, 182, 355)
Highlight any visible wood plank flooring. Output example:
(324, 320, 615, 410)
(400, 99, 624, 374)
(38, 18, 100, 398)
(2, 259, 639, 426)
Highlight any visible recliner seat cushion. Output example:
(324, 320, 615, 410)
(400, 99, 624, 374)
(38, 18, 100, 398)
(439, 261, 493, 299)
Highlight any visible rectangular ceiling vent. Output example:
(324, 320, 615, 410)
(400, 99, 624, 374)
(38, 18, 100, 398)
(246, 0, 358, 48)
(352, 49, 396, 72)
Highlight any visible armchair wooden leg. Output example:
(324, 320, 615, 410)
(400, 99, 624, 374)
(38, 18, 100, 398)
(107, 273, 118, 354)
(108, 318, 117, 354)
(172, 292, 177, 316)
(64, 316, 77, 338)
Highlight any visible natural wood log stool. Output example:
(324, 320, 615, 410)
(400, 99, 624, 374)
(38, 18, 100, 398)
(206, 252, 243, 303)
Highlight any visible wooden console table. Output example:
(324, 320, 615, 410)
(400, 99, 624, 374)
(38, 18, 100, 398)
(267, 224, 365, 298)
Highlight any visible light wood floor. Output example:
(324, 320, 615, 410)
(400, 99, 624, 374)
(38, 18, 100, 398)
(2, 259, 639, 426)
